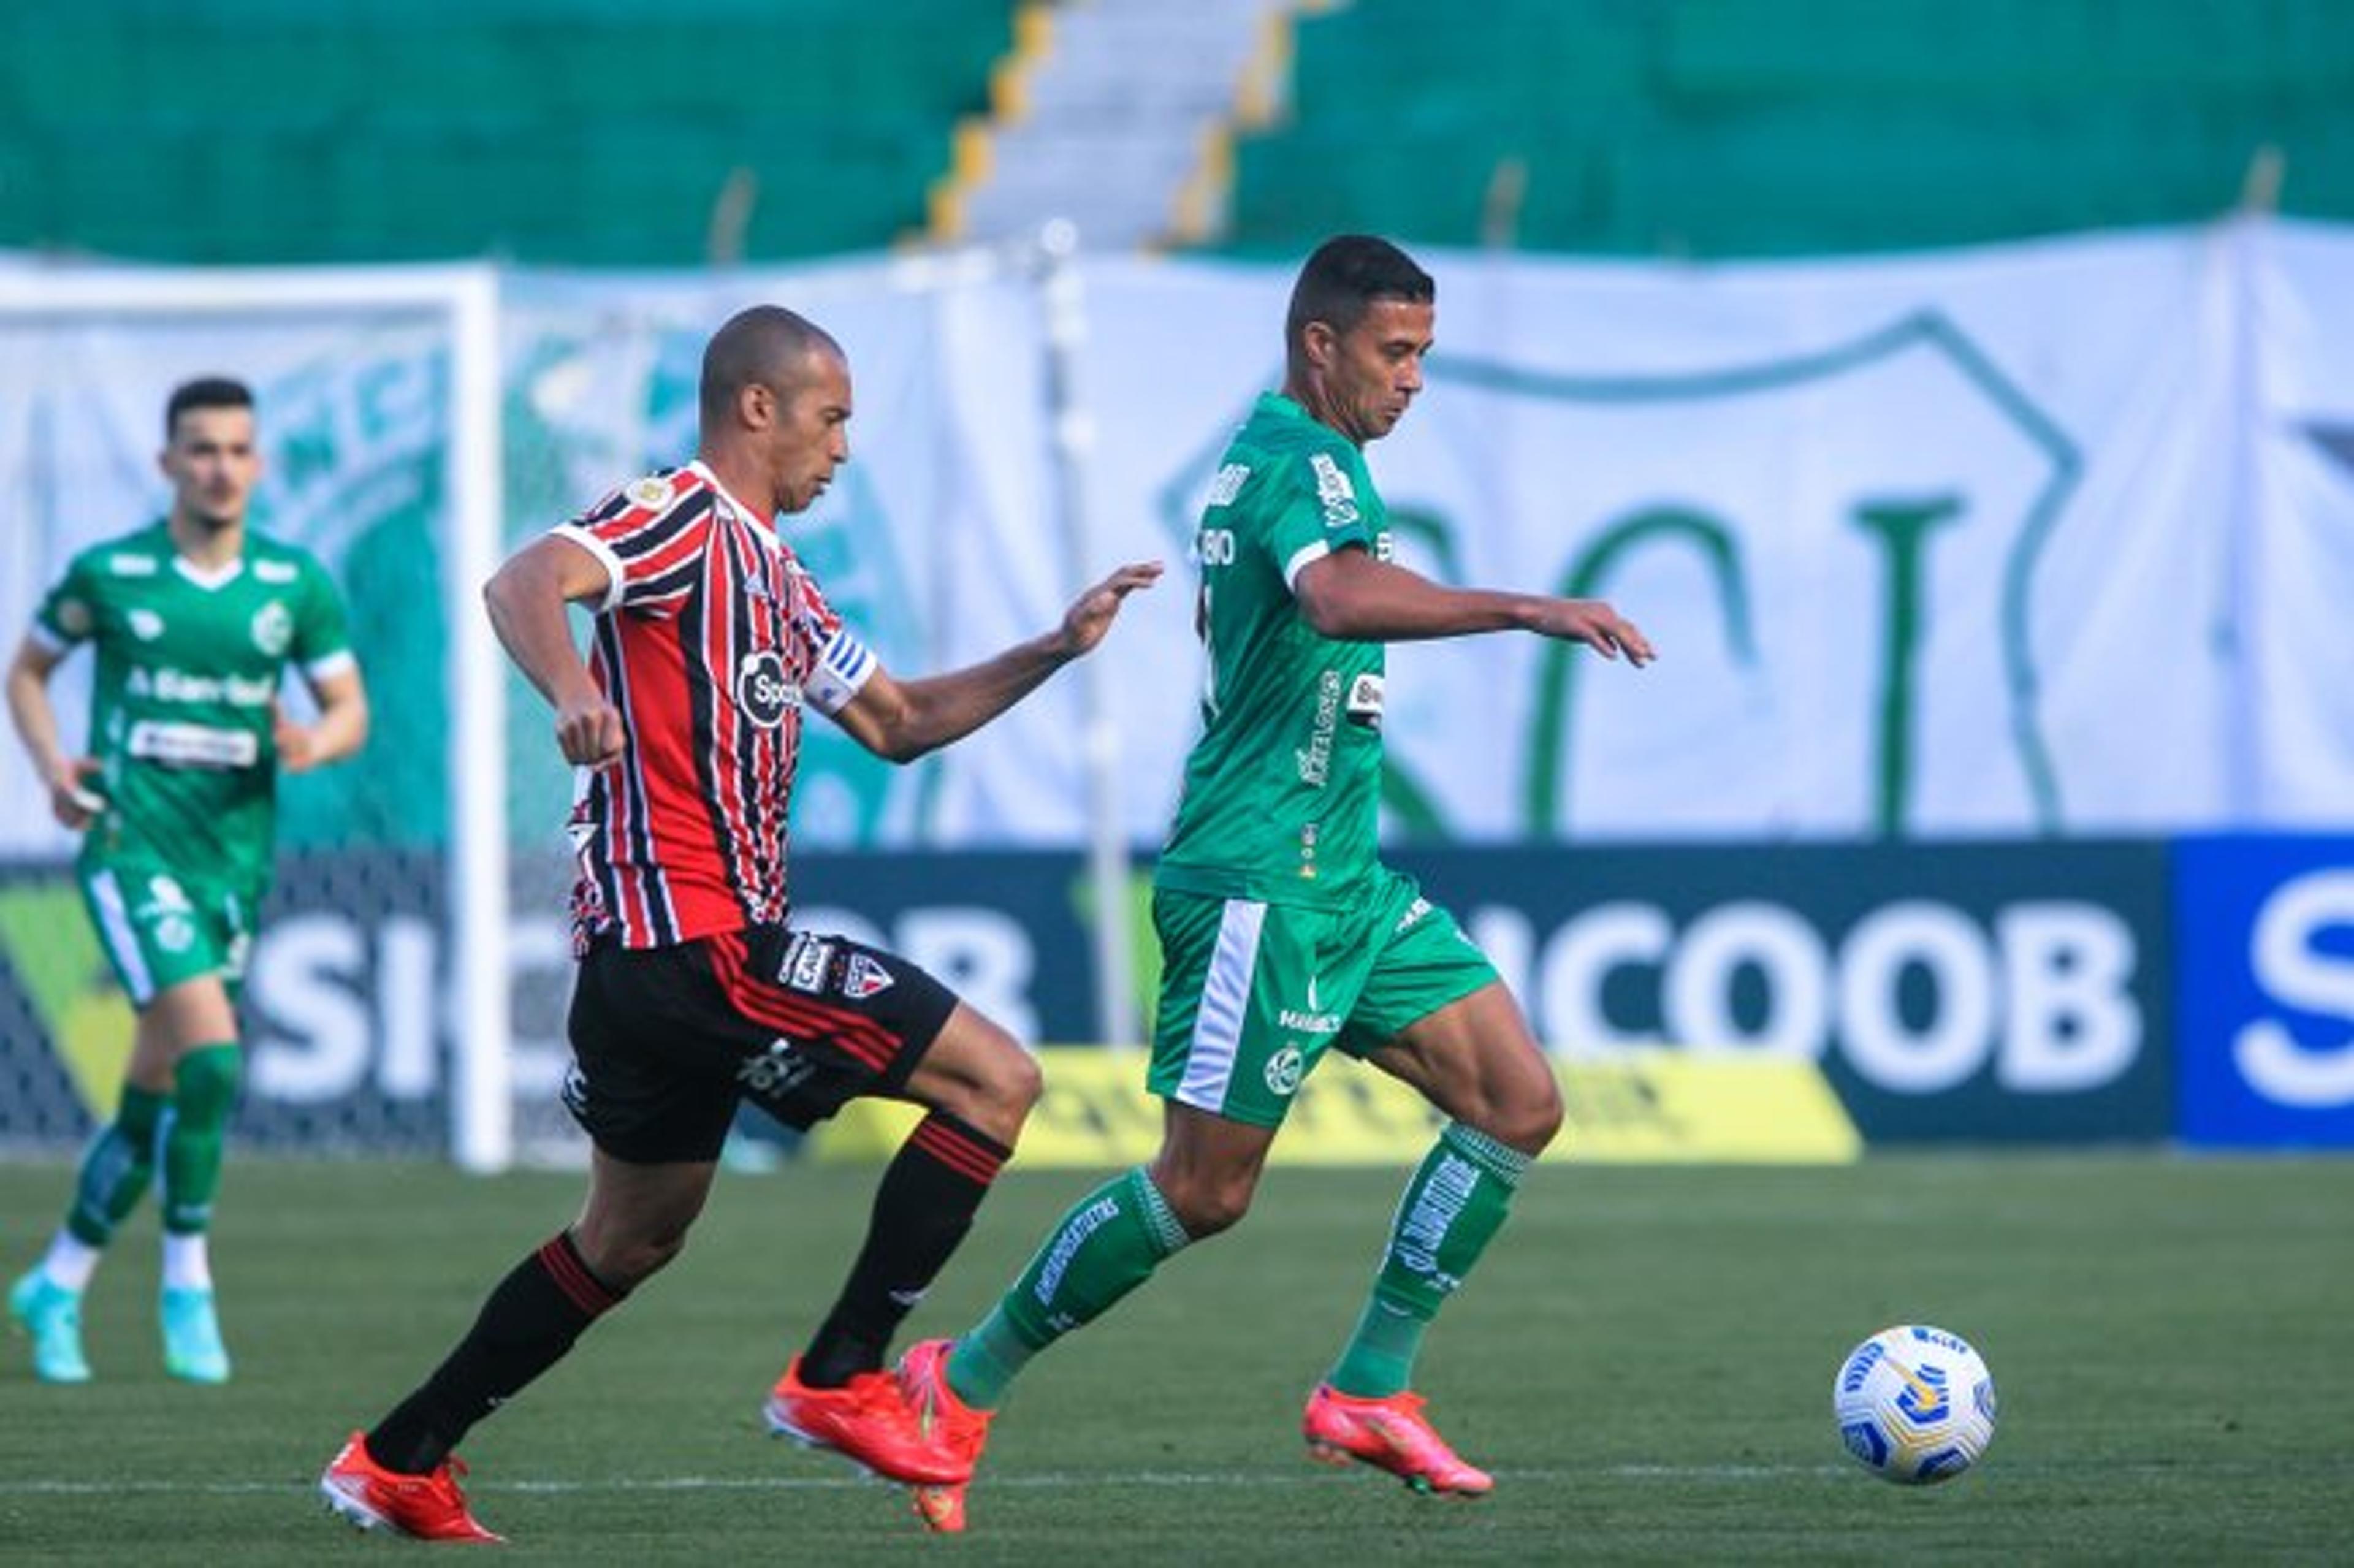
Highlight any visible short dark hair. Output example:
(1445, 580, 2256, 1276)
(164, 376, 254, 440)
(1284, 235, 1434, 356)
(699, 305, 843, 428)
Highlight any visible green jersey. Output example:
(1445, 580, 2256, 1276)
(32, 520, 354, 885)
(1156, 394, 1392, 910)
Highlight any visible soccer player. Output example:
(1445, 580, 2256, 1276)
(319, 305, 1160, 1543)
(894, 235, 1655, 1532)
(6, 376, 370, 1385)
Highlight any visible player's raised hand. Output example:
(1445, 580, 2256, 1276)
(554, 692, 626, 768)
(1056, 561, 1164, 658)
(48, 756, 106, 829)
(1531, 596, 1655, 666)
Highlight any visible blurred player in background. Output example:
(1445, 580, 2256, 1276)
(896, 235, 1654, 1532)
(319, 305, 1159, 1542)
(6, 376, 370, 1386)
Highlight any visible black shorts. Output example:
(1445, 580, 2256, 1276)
(564, 924, 959, 1164)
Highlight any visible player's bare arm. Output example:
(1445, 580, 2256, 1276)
(831, 560, 1162, 763)
(4, 634, 105, 827)
(482, 533, 625, 768)
(274, 666, 371, 775)
(1293, 546, 1653, 664)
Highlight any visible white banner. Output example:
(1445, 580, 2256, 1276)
(4, 220, 2352, 853)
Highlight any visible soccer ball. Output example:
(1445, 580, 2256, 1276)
(1832, 1324, 1998, 1484)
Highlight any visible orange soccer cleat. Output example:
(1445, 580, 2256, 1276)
(897, 1338, 996, 1534)
(319, 1431, 504, 1543)
(1301, 1383, 1494, 1497)
(764, 1356, 970, 1486)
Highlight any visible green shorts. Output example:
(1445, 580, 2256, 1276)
(78, 861, 257, 1007)
(1148, 869, 1498, 1128)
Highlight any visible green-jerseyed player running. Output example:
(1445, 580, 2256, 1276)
(6, 376, 370, 1385)
(896, 235, 1656, 1531)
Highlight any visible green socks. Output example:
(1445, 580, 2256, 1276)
(161, 1045, 241, 1235)
(1329, 1121, 1531, 1398)
(66, 1084, 169, 1247)
(947, 1166, 1190, 1410)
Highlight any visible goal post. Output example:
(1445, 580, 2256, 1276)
(0, 263, 513, 1171)
(0, 235, 1138, 1175)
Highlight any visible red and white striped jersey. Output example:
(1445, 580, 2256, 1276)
(548, 460, 876, 951)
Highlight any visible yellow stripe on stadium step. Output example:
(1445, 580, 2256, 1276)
(804, 1047, 1862, 1167)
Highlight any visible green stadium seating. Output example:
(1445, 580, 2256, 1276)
(1228, 0, 2354, 258)
(0, 1, 1015, 264)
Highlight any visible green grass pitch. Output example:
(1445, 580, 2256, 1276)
(3, 1154, 2348, 1564)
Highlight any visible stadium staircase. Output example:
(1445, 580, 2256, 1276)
(931, 0, 1307, 251)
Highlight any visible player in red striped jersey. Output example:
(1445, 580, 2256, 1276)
(321, 305, 1159, 1543)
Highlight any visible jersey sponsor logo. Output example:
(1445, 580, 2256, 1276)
(780, 932, 836, 993)
(1197, 527, 1236, 566)
(1278, 970, 1342, 1038)
(52, 598, 93, 637)
(842, 953, 896, 1000)
(128, 720, 260, 769)
(250, 601, 293, 656)
(737, 1037, 816, 1098)
(736, 647, 799, 729)
(253, 559, 298, 585)
(1396, 896, 1433, 934)
(1345, 672, 1384, 730)
(1375, 530, 1395, 562)
(127, 609, 166, 641)
(1309, 452, 1358, 529)
(106, 553, 159, 576)
(1263, 1045, 1306, 1096)
(1297, 670, 1341, 787)
(123, 666, 276, 707)
(1205, 462, 1251, 508)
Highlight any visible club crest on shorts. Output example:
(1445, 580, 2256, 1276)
(841, 953, 895, 1000)
(1264, 1045, 1305, 1097)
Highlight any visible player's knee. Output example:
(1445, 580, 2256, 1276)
(172, 1045, 242, 1125)
(1154, 1170, 1255, 1238)
(1484, 1073, 1564, 1155)
(991, 1038, 1044, 1117)
(924, 1016, 1042, 1143)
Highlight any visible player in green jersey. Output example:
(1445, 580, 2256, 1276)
(894, 236, 1655, 1531)
(6, 376, 370, 1384)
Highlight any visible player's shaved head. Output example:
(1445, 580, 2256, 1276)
(699, 305, 844, 428)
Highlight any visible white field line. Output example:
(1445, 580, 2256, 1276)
(1, 1464, 1859, 1498)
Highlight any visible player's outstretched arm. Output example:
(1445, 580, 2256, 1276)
(5, 634, 104, 828)
(482, 535, 625, 768)
(1293, 547, 1653, 664)
(830, 560, 1162, 763)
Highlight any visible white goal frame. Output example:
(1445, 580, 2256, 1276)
(0, 264, 514, 1171)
